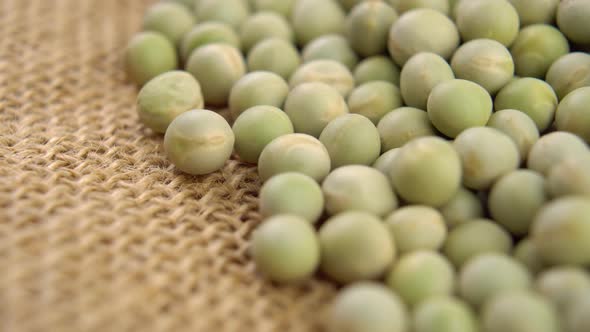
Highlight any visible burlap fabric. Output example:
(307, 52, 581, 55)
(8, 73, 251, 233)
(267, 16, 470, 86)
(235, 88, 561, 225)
(0, 1, 337, 331)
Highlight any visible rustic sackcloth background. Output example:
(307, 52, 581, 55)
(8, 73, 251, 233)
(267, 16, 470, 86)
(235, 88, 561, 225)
(0, 0, 337, 331)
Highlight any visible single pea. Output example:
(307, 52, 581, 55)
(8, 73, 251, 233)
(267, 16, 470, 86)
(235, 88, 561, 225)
(385, 206, 447, 254)
(388, 8, 459, 66)
(513, 238, 545, 275)
(251, 0, 295, 17)
(488, 170, 548, 236)
(400, 52, 455, 110)
(257, 133, 331, 182)
(239, 12, 294, 52)
(427, 79, 493, 138)
(453, 127, 520, 190)
(450, 39, 514, 94)
(443, 219, 513, 268)
(396, 0, 450, 15)
(481, 291, 561, 332)
(196, 0, 250, 29)
(545, 52, 590, 100)
(322, 165, 397, 217)
(228, 71, 289, 120)
(548, 157, 590, 198)
(508, 0, 558, 26)
(319, 211, 396, 284)
(537, 266, 590, 313)
(284, 82, 349, 137)
(556, 86, 590, 142)
(247, 38, 301, 80)
(557, 0, 590, 45)
(346, 2, 398, 57)
(527, 131, 589, 175)
(459, 253, 532, 308)
(377, 107, 436, 152)
(291, 0, 346, 46)
(532, 196, 590, 265)
(319, 114, 381, 168)
(143, 2, 195, 45)
(180, 22, 241, 63)
(186, 44, 246, 106)
(510, 24, 570, 79)
(259, 173, 323, 223)
(487, 109, 540, 161)
(302, 35, 359, 70)
(438, 188, 484, 229)
(136, 71, 203, 134)
(328, 282, 408, 332)
(372, 148, 400, 178)
(347, 81, 403, 124)
(125, 32, 178, 86)
(289, 60, 355, 97)
(566, 288, 590, 332)
(455, 0, 520, 47)
(494, 77, 558, 132)
(391, 137, 462, 207)
(163, 110, 234, 175)
(386, 251, 455, 307)
(232, 105, 294, 163)
(250, 215, 319, 283)
(413, 297, 478, 332)
(353, 56, 401, 86)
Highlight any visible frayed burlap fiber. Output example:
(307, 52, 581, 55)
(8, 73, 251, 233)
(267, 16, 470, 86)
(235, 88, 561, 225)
(0, 1, 336, 331)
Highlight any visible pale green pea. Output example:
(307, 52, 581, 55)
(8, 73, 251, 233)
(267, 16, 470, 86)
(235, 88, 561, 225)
(259, 173, 324, 223)
(322, 165, 397, 217)
(347, 81, 403, 124)
(231, 105, 294, 163)
(319, 212, 396, 284)
(377, 107, 436, 152)
(319, 114, 381, 168)
(228, 71, 289, 121)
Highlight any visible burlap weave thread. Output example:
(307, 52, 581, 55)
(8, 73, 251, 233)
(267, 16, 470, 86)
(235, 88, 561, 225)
(0, 1, 336, 331)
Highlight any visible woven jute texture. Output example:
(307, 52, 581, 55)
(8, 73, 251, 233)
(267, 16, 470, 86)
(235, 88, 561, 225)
(0, 1, 337, 331)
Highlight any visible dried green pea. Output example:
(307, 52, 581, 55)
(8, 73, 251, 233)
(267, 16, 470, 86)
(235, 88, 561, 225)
(125, 31, 178, 86)
(284, 82, 349, 138)
(240, 11, 294, 52)
(302, 34, 359, 70)
(289, 60, 355, 97)
(258, 133, 331, 182)
(197, 0, 251, 29)
(400, 52, 454, 110)
(438, 188, 484, 229)
(291, 0, 346, 46)
(347, 81, 403, 124)
(385, 206, 447, 254)
(228, 71, 289, 121)
(164, 110, 234, 175)
(143, 2, 195, 45)
(322, 165, 397, 217)
(247, 38, 301, 80)
(510, 24, 570, 79)
(232, 105, 294, 163)
(353, 56, 400, 86)
(186, 44, 246, 106)
(443, 219, 513, 268)
(259, 173, 324, 223)
(545, 52, 590, 100)
(455, 0, 520, 47)
(346, 1, 399, 57)
(250, 215, 320, 283)
(377, 107, 436, 152)
(487, 109, 540, 162)
(319, 212, 396, 284)
(137, 70, 203, 134)
(319, 114, 381, 168)
(555, 86, 590, 143)
(180, 22, 241, 63)
(388, 8, 459, 66)
(557, 0, 590, 45)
